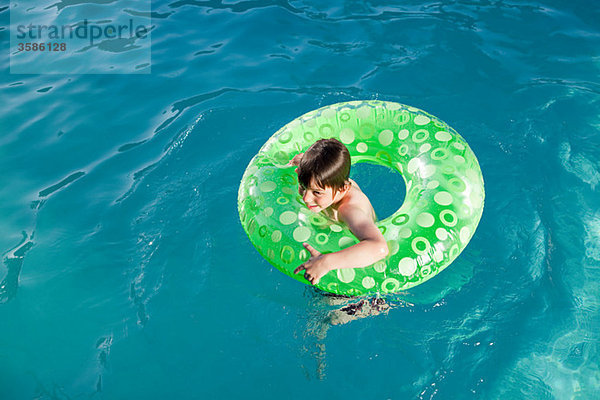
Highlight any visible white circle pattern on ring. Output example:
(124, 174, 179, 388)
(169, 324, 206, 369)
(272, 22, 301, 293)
(379, 129, 394, 146)
(427, 180, 439, 189)
(271, 230, 282, 242)
(293, 226, 311, 242)
(412, 129, 429, 143)
(340, 128, 355, 144)
(398, 257, 417, 276)
(259, 181, 276, 192)
(414, 115, 431, 125)
(416, 212, 435, 227)
(435, 228, 448, 241)
(381, 278, 400, 293)
(460, 226, 471, 244)
(337, 268, 355, 283)
(435, 131, 452, 141)
(411, 237, 431, 255)
(399, 227, 412, 238)
(362, 276, 376, 289)
(440, 209, 458, 227)
(279, 211, 297, 225)
(434, 191, 453, 206)
(407, 158, 420, 174)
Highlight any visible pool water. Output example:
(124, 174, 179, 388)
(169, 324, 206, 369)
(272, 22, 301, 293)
(2, 1, 600, 398)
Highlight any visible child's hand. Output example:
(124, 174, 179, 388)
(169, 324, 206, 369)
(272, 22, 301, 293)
(288, 153, 304, 167)
(293, 243, 332, 285)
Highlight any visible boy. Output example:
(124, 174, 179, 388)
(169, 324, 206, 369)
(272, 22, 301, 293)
(288, 138, 389, 286)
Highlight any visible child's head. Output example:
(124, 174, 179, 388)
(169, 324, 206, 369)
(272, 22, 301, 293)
(297, 138, 351, 210)
(298, 138, 351, 191)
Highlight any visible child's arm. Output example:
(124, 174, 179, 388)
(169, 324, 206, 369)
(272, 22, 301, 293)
(294, 204, 389, 285)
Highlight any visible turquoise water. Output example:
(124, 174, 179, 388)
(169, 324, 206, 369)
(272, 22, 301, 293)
(2, 1, 600, 398)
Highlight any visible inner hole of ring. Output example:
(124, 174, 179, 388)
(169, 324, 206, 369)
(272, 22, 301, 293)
(350, 163, 407, 222)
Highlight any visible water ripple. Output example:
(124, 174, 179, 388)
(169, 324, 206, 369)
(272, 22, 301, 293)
(167, 0, 304, 15)
(0, 231, 34, 303)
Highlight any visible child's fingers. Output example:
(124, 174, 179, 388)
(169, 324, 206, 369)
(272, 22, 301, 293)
(310, 274, 320, 285)
(294, 263, 306, 274)
(302, 243, 321, 256)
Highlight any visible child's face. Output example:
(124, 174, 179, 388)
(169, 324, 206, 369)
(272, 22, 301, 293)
(298, 180, 339, 213)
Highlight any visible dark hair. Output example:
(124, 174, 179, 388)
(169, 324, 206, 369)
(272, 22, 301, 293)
(297, 138, 351, 192)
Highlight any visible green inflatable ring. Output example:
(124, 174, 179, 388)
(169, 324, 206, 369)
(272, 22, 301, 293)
(238, 100, 484, 296)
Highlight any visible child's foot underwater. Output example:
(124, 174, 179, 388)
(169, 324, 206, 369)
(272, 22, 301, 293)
(325, 297, 391, 326)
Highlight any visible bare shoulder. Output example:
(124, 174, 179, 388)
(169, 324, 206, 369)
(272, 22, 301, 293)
(339, 181, 376, 222)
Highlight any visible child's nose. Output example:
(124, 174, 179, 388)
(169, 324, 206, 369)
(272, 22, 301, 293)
(302, 191, 313, 203)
